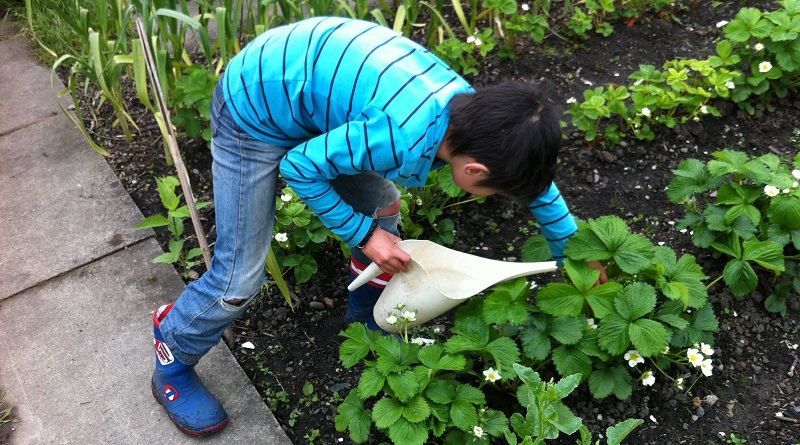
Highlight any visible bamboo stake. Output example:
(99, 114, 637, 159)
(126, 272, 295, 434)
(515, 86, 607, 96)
(134, 16, 211, 270)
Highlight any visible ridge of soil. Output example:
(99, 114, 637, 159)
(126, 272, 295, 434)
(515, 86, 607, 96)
(69, 1, 800, 443)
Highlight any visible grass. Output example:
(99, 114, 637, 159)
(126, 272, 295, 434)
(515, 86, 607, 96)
(0, 391, 18, 444)
(3, 0, 93, 64)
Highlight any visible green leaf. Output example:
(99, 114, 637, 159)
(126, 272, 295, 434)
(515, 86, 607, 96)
(615, 283, 657, 321)
(454, 383, 485, 404)
(358, 368, 386, 399)
(598, 314, 631, 355)
(448, 316, 490, 349)
(156, 176, 181, 210)
(564, 227, 614, 261)
(711, 233, 743, 259)
(134, 214, 170, 229)
(387, 417, 428, 445)
(588, 215, 629, 251)
(768, 194, 800, 230)
(613, 233, 656, 274)
(565, 259, 601, 293)
(548, 316, 585, 345)
(521, 234, 552, 262)
(339, 323, 372, 367)
(401, 395, 431, 423)
(550, 400, 583, 435)
(483, 287, 534, 325)
(655, 300, 690, 329)
(536, 283, 584, 317)
(520, 323, 552, 361)
(386, 370, 419, 402)
(723, 259, 758, 297)
(708, 149, 749, 176)
(607, 418, 644, 445)
(416, 344, 444, 369)
(450, 394, 480, 430)
(667, 158, 719, 202)
(765, 293, 788, 316)
(576, 327, 609, 360)
(552, 345, 592, 380)
(628, 318, 670, 357)
(742, 239, 785, 272)
(486, 337, 521, 373)
(585, 282, 622, 318)
(483, 409, 509, 436)
(670, 303, 719, 347)
(372, 398, 403, 429)
(152, 244, 181, 264)
(588, 365, 632, 399)
(335, 391, 372, 443)
(725, 8, 765, 42)
(425, 380, 456, 404)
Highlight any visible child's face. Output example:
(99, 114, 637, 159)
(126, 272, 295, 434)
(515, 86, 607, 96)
(450, 160, 497, 197)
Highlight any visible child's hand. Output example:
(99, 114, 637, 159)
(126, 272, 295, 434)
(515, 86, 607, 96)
(588, 260, 608, 286)
(361, 228, 411, 274)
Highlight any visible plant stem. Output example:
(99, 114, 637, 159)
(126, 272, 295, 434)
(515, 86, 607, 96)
(706, 274, 723, 289)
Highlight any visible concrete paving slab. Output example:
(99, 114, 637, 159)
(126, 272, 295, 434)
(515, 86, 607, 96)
(0, 34, 71, 135)
(0, 238, 291, 445)
(0, 114, 151, 300)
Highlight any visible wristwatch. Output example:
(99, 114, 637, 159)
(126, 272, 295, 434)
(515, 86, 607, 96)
(356, 220, 380, 249)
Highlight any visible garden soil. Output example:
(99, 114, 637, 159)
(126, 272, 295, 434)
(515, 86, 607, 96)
(75, 0, 800, 443)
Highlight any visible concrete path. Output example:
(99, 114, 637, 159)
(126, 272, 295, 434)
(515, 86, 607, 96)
(0, 17, 292, 445)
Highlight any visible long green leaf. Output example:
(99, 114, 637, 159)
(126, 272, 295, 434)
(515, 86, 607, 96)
(266, 248, 294, 309)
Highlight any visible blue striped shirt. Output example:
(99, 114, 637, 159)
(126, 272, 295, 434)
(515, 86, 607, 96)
(222, 17, 576, 260)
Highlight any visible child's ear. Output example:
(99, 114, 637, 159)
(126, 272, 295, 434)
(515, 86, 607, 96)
(464, 162, 490, 176)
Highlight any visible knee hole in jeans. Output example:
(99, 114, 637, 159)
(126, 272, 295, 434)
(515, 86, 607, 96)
(376, 198, 401, 216)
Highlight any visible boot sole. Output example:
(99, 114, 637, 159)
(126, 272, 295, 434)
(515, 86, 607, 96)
(151, 381, 230, 437)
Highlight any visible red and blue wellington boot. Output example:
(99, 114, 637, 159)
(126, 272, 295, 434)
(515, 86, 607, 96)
(152, 303, 229, 437)
(346, 256, 393, 331)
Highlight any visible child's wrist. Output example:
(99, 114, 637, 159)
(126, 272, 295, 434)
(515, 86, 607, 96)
(356, 220, 380, 249)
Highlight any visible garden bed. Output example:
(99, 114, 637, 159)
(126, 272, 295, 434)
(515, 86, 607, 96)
(79, 0, 800, 443)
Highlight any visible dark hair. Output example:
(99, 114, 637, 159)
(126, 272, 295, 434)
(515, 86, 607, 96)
(447, 81, 561, 203)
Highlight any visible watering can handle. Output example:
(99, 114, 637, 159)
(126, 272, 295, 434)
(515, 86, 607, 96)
(347, 262, 385, 291)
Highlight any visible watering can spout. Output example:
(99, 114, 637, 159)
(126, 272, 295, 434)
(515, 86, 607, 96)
(348, 240, 558, 333)
(347, 262, 384, 292)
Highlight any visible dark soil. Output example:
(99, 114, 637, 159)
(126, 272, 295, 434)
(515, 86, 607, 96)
(62, 0, 800, 443)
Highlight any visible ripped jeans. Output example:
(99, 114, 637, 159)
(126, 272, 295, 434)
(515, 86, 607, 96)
(159, 81, 400, 366)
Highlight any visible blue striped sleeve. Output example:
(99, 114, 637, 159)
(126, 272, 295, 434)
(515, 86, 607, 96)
(528, 182, 577, 265)
(279, 107, 408, 247)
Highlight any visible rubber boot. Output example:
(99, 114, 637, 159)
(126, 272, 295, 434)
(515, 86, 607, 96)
(151, 303, 229, 437)
(346, 256, 393, 331)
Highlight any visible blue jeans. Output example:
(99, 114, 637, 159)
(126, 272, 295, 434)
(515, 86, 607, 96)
(159, 81, 400, 366)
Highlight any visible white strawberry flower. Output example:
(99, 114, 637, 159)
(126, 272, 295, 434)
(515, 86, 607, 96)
(641, 370, 655, 386)
(764, 185, 780, 197)
(700, 358, 714, 376)
(624, 350, 645, 367)
(274, 233, 288, 242)
(687, 348, 704, 367)
(483, 367, 502, 382)
(759, 61, 773, 73)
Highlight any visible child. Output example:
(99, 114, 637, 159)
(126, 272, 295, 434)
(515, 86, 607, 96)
(151, 16, 580, 436)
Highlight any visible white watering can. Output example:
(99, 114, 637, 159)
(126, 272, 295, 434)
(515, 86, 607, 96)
(348, 240, 558, 333)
